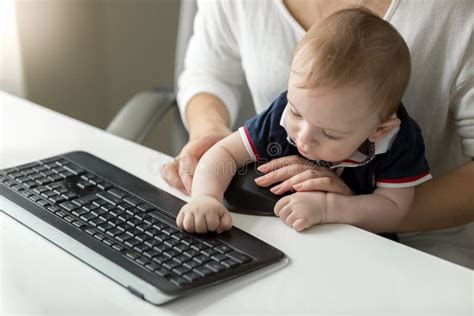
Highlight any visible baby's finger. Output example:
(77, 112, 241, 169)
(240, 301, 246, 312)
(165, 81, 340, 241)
(274, 195, 290, 216)
(292, 219, 308, 232)
(205, 213, 220, 232)
(176, 209, 185, 230)
(182, 212, 195, 233)
(194, 214, 209, 234)
(285, 213, 298, 227)
(217, 212, 233, 233)
(278, 204, 292, 221)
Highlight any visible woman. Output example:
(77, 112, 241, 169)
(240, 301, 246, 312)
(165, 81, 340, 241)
(161, 0, 474, 268)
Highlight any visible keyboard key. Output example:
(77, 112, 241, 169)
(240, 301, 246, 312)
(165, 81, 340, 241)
(193, 266, 214, 277)
(211, 253, 228, 262)
(162, 260, 180, 270)
(173, 254, 191, 264)
(63, 164, 86, 175)
(204, 261, 227, 273)
(60, 201, 79, 212)
(226, 251, 252, 264)
(135, 257, 150, 266)
(21, 189, 35, 198)
(97, 191, 122, 206)
(154, 267, 171, 278)
(123, 196, 141, 206)
(116, 233, 132, 243)
(143, 249, 161, 259)
(168, 276, 189, 287)
(172, 266, 191, 276)
(193, 254, 211, 265)
(183, 260, 201, 270)
(49, 195, 66, 204)
(145, 262, 160, 272)
(183, 271, 202, 283)
(108, 188, 128, 199)
(76, 180, 94, 190)
(125, 250, 139, 260)
(152, 255, 171, 265)
(72, 220, 87, 229)
(214, 244, 232, 254)
(112, 244, 126, 252)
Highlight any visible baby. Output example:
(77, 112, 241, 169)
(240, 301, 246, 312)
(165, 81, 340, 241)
(176, 7, 431, 234)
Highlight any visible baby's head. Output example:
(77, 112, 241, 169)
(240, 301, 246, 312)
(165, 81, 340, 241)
(286, 7, 411, 163)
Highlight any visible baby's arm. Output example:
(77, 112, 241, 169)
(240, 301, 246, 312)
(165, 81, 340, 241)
(325, 187, 415, 233)
(176, 131, 251, 233)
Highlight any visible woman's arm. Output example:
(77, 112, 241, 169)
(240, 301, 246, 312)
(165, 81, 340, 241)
(397, 159, 474, 232)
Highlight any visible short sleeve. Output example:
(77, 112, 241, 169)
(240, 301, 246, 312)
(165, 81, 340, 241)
(375, 117, 432, 188)
(177, 0, 245, 130)
(238, 91, 291, 162)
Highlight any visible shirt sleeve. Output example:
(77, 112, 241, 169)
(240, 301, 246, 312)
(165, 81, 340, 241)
(375, 119, 432, 188)
(176, 0, 245, 130)
(238, 92, 290, 162)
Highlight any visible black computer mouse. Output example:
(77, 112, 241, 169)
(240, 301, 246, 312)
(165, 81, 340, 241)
(223, 163, 290, 216)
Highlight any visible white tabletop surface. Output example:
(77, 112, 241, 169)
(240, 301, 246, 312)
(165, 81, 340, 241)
(1, 91, 473, 315)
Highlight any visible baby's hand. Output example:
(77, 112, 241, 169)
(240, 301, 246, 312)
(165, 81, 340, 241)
(274, 191, 327, 232)
(177, 196, 233, 234)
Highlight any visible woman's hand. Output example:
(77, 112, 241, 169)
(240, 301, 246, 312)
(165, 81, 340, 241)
(176, 196, 233, 234)
(274, 191, 328, 232)
(161, 132, 230, 195)
(255, 155, 353, 196)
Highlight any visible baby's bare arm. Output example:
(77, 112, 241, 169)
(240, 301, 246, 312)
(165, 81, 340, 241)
(177, 131, 251, 233)
(191, 131, 251, 201)
(325, 187, 415, 233)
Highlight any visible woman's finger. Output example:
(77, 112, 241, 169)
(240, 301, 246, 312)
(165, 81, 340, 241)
(271, 169, 326, 195)
(257, 155, 307, 173)
(161, 160, 187, 194)
(293, 177, 353, 196)
(256, 163, 310, 187)
(178, 154, 199, 194)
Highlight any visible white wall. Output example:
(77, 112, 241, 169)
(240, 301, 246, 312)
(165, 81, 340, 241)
(8, 0, 180, 153)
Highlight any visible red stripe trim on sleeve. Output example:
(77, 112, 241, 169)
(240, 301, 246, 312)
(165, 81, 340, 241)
(243, 127, 260, 160)
(377, 171, 430, 184)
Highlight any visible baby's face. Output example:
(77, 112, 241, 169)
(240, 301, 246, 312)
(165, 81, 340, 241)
(286, 65, 381, 163)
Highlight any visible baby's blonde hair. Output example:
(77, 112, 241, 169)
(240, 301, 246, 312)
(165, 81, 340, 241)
(294, 7, 411, 119)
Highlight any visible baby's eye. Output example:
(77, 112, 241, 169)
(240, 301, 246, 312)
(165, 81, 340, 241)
(289, 106, 302, 118)
(322, 130, 341, 140)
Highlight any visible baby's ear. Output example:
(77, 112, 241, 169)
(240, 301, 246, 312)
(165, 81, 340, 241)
(368, 117, 401, 143)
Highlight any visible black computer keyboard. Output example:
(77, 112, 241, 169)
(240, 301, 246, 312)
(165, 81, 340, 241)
(0, 151, 286, 304)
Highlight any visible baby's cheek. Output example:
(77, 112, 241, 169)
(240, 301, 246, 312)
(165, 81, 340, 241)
(326, 143, 354, 162)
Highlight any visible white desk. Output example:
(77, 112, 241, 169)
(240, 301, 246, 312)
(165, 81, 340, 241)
(1, 91, 472, 315)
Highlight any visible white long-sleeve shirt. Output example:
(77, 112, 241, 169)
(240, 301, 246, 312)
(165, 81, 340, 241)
(177, 0, 474, 268)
